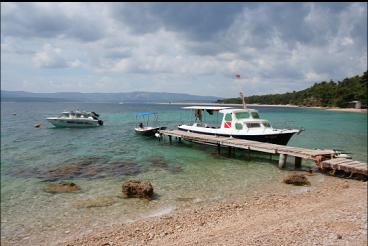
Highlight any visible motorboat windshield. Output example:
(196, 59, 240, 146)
(135, 112, 166, 136)
(135, 112, 158, 128)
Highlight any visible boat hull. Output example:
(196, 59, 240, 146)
(47, 118, 101, 128)
(178, 128, 296, 145)
(135, 128, 158, 136)
(135, 127, 167, 136)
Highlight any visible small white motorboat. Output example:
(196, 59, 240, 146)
(135, 112, 166, 136)
(46, 111, 103, 128)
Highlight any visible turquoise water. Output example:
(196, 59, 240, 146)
(1, 102, 367, 245)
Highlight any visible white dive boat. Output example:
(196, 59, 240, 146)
(134, 112, 166, 136)
(46, 111, 103, 128)
(178, 106, 302, 145)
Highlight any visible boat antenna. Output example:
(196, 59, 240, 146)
(240, 92, 247, 109)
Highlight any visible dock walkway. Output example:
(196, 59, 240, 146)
(159, 129, 367, 177)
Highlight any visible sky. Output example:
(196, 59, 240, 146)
(1, 2, 367, 97)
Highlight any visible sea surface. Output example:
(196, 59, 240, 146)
(1, 102, 367, 245)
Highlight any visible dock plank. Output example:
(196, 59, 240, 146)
(320, 157, 367, 175)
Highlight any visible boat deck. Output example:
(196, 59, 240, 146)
(159, 129, 367, 178)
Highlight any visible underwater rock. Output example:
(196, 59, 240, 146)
(150, 156, 169, 169)
(37, 156, 108, 181)
(44, 182, 81, 193)
(41, 158, 140, 181)
(4, 166, 39, 179)
(168, 165, 183, 174)
(43, 163, 83, 181)
(5, 157, 143, 181)
(122, 180, 154, 199)
(283, 174, 311, 186)
(107, 161, 142, 176)
(149, 156, 183, 174)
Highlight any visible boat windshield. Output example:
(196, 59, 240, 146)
(181, 109, 223, 128)
(136, 112, 158, 127)
(251, 112, 260, 119)
(235, 112, 250, 119)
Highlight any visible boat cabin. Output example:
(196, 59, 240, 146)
(181, 106, 272, 131)
(219, 108, 272, 131)
(60, 111, 96, 119)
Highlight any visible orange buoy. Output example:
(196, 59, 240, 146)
(34, 122, 41, 128)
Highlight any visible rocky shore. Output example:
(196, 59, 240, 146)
(63, 175, 367, 246)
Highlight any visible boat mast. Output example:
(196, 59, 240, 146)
(240, 92, 247, 109)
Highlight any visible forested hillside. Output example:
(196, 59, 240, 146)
(218, 71, 367, 108)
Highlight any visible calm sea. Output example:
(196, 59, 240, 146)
(1, 102, 367, 245)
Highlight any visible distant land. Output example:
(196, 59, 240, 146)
(0, 91, 221, 103)
(218, 71, 368, 108)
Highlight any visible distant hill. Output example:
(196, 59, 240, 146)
(1, 91, 220, 103)
(218, 71, 368, 108)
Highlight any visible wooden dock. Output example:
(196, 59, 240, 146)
(159, 129, 367, 178)
(319, 158, 367, 176)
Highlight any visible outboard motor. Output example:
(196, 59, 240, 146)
(98, 120, 103, 126)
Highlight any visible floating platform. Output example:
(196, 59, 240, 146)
(158, 129, 367, 178)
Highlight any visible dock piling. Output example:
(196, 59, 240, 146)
(295, 157, 302, 169)
(278, 154, 287, 169)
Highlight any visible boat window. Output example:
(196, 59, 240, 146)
(206, 109, 214, 115)
(235, 112, 249, 119)
(246, 123, 261, 128)
(225, 113, 232, 121)
(251, 112, 260, 119)
(235, 122, 243, 130)
(263, 122, 271, 128)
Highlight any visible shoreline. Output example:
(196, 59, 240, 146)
(62, 174, 367, 246)
(157, 102, 368, 113)
(324, 108, 368, 113)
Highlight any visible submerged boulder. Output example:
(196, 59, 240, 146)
(283, 174, 311, 186)
(122, 180, 154, 199)
(149, 156, 183, 174)
(44, 182, 81, 193)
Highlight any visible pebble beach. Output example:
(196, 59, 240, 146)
(63, 174, 367, 246)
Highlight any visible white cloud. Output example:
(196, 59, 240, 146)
(32, 44, 67, 68)
(1, 3, 367, 96)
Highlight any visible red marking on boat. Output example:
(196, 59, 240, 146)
(224, 121, 232, 128)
